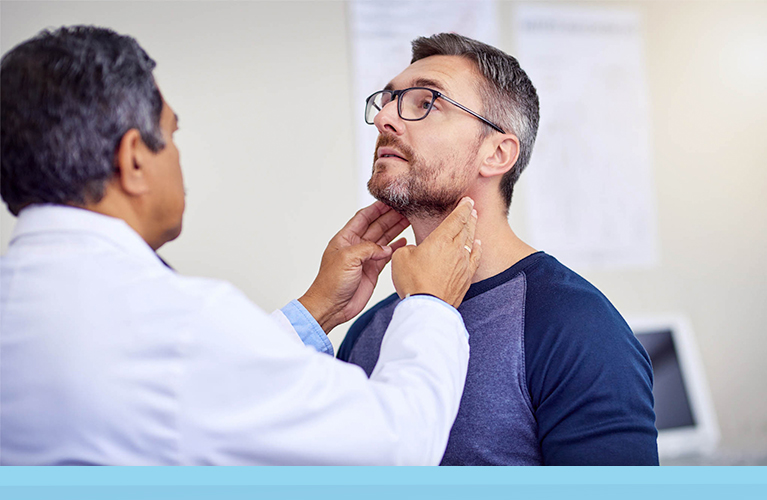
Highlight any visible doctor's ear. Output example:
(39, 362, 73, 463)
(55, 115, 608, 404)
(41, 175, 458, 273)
(114, 129, 151, 196)
(479, 134, 520, 178)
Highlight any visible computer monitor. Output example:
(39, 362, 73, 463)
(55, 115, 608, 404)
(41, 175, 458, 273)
(628, 314, 720, 459)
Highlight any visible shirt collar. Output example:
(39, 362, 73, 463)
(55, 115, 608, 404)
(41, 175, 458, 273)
(10, 204, 167, 267)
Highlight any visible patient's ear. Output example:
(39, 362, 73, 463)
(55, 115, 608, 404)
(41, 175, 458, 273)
(114, 129, 151, 196)
(479, 134, 520, 179)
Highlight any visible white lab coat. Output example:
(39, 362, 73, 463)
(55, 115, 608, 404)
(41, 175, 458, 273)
(0, 205, 469, 465)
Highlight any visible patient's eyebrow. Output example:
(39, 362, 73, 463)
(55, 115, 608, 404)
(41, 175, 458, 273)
(383, 77, 449, 94)
(412, 78, 448, 93)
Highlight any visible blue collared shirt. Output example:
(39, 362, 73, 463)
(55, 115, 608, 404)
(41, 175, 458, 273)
(280, 299, 333, 355)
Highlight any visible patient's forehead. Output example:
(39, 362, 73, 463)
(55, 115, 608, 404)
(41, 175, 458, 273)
(387, 55, 482, 107)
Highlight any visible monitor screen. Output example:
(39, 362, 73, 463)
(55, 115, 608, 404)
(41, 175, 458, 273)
(635, 329, 695, 430)
(628, 315, 719, 458)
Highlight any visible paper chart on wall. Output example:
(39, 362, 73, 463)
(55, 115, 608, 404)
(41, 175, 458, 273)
(349, 0, 499, 208)
(513, 5, 659, 270)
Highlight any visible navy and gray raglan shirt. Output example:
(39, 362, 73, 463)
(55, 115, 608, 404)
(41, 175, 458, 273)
(338, 252, 659, 465)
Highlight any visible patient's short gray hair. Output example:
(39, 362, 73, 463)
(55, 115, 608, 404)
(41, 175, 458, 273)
(411, 33, 539, 210)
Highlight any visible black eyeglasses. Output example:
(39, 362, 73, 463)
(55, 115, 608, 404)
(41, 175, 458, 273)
(365, 87, 505, 134)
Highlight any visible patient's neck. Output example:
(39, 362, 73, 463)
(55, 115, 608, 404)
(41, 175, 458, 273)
(408, 204, 537, 284)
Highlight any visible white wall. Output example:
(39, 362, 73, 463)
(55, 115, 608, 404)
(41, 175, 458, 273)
(2, 1, 765, 453)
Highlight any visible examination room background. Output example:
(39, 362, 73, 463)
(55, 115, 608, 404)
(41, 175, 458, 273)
(1, 0, 765, 460)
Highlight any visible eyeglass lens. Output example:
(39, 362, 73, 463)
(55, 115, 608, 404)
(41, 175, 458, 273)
(365, 88, 436, 124)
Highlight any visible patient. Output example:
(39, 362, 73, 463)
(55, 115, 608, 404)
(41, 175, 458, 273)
(338, 33, 659, 465)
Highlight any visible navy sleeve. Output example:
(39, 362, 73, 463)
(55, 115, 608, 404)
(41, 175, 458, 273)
(337, 294, 399, 362)
(524, 276, 659, 465)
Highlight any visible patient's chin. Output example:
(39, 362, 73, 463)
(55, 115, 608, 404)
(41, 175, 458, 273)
(367, 159, 469, 219)
(369, 180, 461, 220)
(368, 176, 409, 211)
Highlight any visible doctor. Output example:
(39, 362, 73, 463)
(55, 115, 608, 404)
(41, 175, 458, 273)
(0, 26, 481, 465)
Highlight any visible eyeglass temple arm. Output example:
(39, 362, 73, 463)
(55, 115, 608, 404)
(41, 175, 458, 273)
(438, 94, 505, 134)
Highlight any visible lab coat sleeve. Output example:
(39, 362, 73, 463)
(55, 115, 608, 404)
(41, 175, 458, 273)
(178, 282, 469, 465)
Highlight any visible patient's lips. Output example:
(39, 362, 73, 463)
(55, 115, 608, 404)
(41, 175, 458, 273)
(377, 147, 408, 162)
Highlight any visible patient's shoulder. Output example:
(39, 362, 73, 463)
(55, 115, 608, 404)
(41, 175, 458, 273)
(337, 293, 399, 361)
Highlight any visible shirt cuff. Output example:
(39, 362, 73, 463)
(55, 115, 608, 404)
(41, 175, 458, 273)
(400, 294, 469, 341)
(281, 299, 334, 356)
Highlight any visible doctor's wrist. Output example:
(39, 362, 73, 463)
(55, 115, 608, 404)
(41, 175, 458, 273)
(297, 292, 338, 334)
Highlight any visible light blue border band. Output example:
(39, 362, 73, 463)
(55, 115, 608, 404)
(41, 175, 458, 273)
(2, 468, 764, 500)
(1, 484, 765, 500)
(1, 466, 765, 485)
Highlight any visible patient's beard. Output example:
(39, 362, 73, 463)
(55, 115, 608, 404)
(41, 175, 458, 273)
(368, 136, 476, 219)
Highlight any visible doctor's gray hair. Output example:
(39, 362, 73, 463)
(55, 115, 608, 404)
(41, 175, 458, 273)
(1, 25, 164, 215)
(411, 33, 540, 211)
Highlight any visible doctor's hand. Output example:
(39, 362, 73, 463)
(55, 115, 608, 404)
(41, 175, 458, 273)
(391, 197, 481, 309)
(299, 201, 410, 333)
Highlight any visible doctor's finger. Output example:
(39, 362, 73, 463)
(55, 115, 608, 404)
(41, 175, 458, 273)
(374, 216, 410, 247)
(455, 207, 478, 248)
(361, 208, 407, 243)
(340, 201, 391, 238)
(431, 197, 474, 241)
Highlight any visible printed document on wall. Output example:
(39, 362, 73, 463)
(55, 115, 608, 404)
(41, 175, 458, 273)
(514, 5, 658, 270)
(350, 0, 499, 208)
